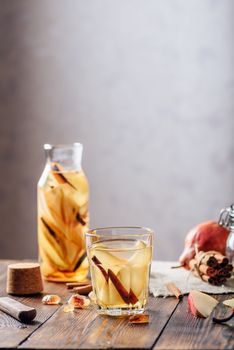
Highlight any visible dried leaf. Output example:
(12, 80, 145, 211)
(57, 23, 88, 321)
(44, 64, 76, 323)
(223, 298, 234, 310)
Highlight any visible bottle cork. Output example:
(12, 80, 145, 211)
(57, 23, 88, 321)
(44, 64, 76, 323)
(7, 263, 43, 295)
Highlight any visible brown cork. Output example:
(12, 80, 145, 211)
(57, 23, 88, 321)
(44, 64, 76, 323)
(7, 263, 43, 295)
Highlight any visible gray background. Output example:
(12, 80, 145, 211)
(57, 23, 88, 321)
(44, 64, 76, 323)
(0, 0, 233, 261)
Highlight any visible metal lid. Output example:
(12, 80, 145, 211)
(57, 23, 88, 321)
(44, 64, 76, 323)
(219, 203, 234, 227)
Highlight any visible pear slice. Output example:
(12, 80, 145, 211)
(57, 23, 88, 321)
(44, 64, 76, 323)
(39, 246, 57, 276)
(77, 255, 89, 271)
(62, 239, 80, 271)
(118, 267, 139, 304)
(108, 269, 138, 305)
(130, 265, 149, 297)
(62, 170, 89, 206)
(91, 253, 125, 306)
(110, 266, 131, 305)
(44, 184, 78, 227)
(92, 265, 109, 305)
(59, 185, 78, 224)
(188, 290, 218, 318)
(118, 265, 131, 292)
(128, 241, 152, 267)
(44, 184, 87, 243)
(126, 241, 151, 297)
(108, 269, 129, 305)
(90, 246, 127, 275)
(109, 277, 126, 306)
(51, 163, 89, 207)
(38, 226, 68, 270)
(42, 187, 66, 231)
(50, 162, 76, 189)
(223, 298, 234, 309)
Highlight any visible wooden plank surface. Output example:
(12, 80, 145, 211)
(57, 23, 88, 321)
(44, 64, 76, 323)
(0, 260, 179, 349)
(154, 295, 234, 350)
(0, 261, 66, 349)
(1, 260, 233, 350)
(20, 297, 179, 349)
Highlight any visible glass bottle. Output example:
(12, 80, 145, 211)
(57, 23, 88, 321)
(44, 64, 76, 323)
(37, 143, 89, 282)
(218, 203, 234, 264)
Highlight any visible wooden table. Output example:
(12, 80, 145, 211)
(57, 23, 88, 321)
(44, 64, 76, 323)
(0, 260, 233, 349)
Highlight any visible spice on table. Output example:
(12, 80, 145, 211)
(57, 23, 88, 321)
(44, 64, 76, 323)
(188, 250, 233, 286)
(42, 295, 61, 305)
(165, 282, 183, 299)
(66, 281, 91, 290)
(68, 294, 90, 308)
(63, 304, 75, 313)
(129, 314, 150, 324)
(69, 284, 93, 295)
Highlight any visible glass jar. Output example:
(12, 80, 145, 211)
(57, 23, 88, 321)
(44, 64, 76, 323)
(219, 203, 234, 265)
(37, 143, 89, 282)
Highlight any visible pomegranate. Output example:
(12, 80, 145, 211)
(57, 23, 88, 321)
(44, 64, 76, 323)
(179, 221, 230, 269)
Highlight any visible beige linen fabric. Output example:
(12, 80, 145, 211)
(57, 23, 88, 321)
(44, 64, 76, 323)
(150, 261, 234, 297)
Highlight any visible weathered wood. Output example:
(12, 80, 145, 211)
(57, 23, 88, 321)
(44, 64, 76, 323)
(19, 297, 179, 349)
(1, 260, 233, 350)
(79, 297, 179, 349)
(0, 260, 65, 349)
(154, 295, 234, 350)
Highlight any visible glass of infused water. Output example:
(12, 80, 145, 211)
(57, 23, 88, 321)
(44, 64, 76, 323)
(86, 227, 153, 316)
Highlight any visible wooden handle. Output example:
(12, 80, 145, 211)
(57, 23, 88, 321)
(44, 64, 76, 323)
(0, 297, 36, 323)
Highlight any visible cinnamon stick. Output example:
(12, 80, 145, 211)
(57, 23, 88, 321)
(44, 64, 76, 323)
(199, 264, 216, 276)
(189, 260, 216, 277)
(203, 255, 218, 268)
(166, 283, 183, 299)
(213, 254, 228, 264)
(200, 274, 209, 282)
(226, 264, 233, 272)
(214, 277, 226, 286)
(189, 250, 233, 286)
(66, 281, 91, 290)
(217, 271, 231, 278)
(69, 285, 93, 295)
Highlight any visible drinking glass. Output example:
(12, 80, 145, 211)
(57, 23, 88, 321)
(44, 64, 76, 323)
(86, 227, 153, 316)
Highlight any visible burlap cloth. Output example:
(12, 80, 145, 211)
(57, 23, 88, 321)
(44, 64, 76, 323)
(150, 261, 234, 297)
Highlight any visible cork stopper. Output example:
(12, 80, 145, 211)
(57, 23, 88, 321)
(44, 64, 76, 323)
(7, 263, 43, 295)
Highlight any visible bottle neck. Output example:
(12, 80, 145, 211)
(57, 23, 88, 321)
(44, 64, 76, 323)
(44, 143, 83, 171)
